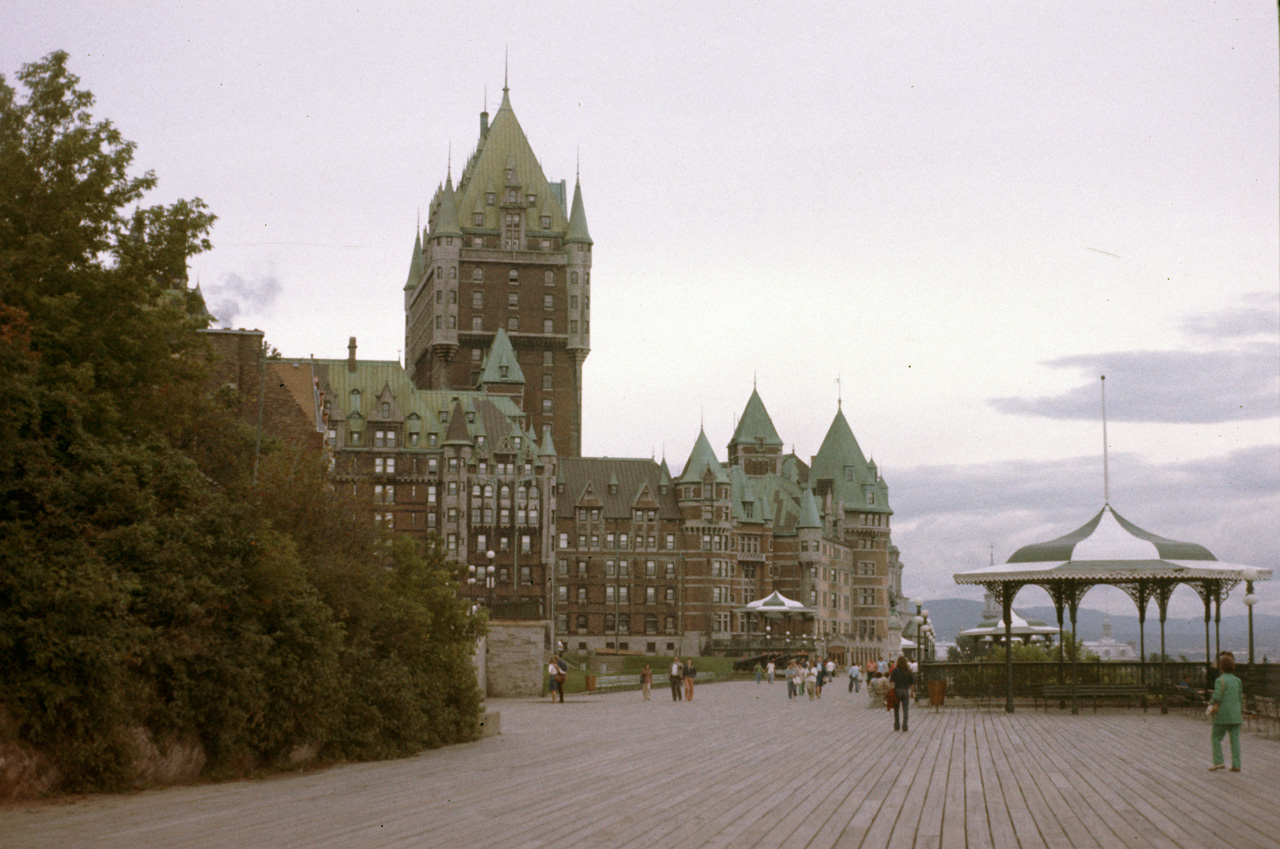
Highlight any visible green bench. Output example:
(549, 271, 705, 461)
(1041, 683, 1146, 712)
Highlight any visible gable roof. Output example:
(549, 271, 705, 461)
(559, 458, 682, 520)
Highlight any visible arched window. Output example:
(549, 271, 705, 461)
(350, 389, 361, 412)
(381, 402, 390, 418)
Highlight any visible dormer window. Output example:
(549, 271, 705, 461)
(381, 402, 390, 418)
(473, 213, 484, 226)
(506, 189, 518, 202)
(526, 193, 536, 205)
(500, 365, 509, 378)
(486, 192, 495, 205)
(540, 215, 551, 229)
(350, 389, 361, 412)
(506, 169, 515, 183)
(514, 437, 522, 449)
(866, 492, 876, 505)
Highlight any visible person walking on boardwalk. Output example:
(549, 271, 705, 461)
(786, 660, 799, 700)
(669, 657, 684, 701)
(1208, 652, 1243, 771)
(849, 662, 862, 693)
(641, 663, 653, 701)
(754, 662, 763, 684)
(890, 655, 915, 730)
(806, 662, 818, 701)
(683, 658, 697, 701)
(815, 661, 825, 698)
(766, 659, 776, 684)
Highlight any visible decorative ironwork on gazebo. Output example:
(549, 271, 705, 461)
(954, 504, 1271, 714)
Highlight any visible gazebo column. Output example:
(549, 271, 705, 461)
(1068, 592, 1081, 716)
(1202, 583, 1213, 688)
(1002, 581, 1015, 714)
(1137, 579, 1148, 712)
(1213, 583, 1222, 661)
(1055, 597, 1066, 710)
(1156, 582, 1175, 715)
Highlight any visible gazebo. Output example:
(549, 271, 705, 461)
(954, 504, 1271, 713)
(957, 608, 1059, 646)
(739, 591, 816, 650)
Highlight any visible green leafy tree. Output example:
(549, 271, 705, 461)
(0, 52, 483, 793)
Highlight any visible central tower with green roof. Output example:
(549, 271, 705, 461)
(405, 78, 592, 457)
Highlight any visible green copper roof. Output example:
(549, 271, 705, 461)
(403, 229, 424, 291)
(1008, 506, 1216, 563)
(566, 179, 592, 245)
(455, 89, 570, 234)
(431, 175, 462, 238)
(442, 399, 472, 445)
(478, 329, 525, 385)
(730, 388, 783, 447)
(539, 424, 557, 457)
(677, 428, 728, 484)
(810, 405, 890, 512)
(797, 487, 822, 529)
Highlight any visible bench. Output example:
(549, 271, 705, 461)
(1041, 683, 1146, 712)
(589, 674, 642, 692)
(1243, 695, 1280, 737)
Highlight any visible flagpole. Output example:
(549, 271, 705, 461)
(1101, 375, 1109, 505)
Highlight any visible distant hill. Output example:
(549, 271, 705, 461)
(909, 598, 1279, 660)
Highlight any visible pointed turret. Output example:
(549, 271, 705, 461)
(566, 179, 592, 245)
(478, 328, 526, 386)
(432, 176, 462, 239)
(798, 487, 823, 529)
(443, 400, 472, 446)
(539, 424, 557, 457)
(403, 229, 424, 291)
(730, 388, 783, 448)
(677, 428, 728, 484)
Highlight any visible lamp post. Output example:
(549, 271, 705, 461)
(920, 609, 931, 663)
(1242, 567, 1258, 668)
(484, 549, 497, 609)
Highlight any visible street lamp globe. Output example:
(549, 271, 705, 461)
(1244, 594, 1259, 607)
(1241, 567, 1259, 583)
(911, 597, 924, 609)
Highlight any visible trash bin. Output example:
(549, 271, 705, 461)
(584, 674, 596, 692)
(928, 680, 946, 706)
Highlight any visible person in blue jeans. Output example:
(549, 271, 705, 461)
(889, 655, 915, 731)
(1208, 651, 1243, 771)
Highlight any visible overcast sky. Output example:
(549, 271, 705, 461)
(6, 2, 1277, 621)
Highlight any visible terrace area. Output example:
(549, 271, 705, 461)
(3, 679, 1278, 848)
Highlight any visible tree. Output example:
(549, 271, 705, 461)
(0, 53, 483, 793)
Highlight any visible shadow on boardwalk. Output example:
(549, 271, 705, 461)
(4, 681, 1278, 848)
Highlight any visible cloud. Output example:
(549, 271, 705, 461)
(987, 345, 1279, 422)
(892, 445, 1280, 617)
(204, 272, 283, 328)
(1181, 291, 1280, 339)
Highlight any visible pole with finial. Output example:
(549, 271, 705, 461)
(836, 374, 843, 408)
(1101, 375, 1110, 505)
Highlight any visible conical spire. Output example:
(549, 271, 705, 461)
(566, 178, 592, 244)
(403, 229, 424, 291)
(478, 328, 525, 385)
(677, 428, 728, 484)
(797, 487, 823, 529)
(443, 400, 473, 446)
(432, 175, 462, 238)
(730, 387, 783, 447)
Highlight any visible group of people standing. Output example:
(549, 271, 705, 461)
(668, 658, 697, 701)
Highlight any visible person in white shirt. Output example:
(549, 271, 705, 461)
(669, 658, 683, 701)
(806, 664, 818, 701)
(766, 660, 776, 684)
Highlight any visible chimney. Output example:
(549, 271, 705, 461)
(348, 336, 357, 372)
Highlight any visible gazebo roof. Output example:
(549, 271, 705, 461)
(959, 609, 1059, 639)
(955, 505, 1272, 585)
(740, 590, 815, 616)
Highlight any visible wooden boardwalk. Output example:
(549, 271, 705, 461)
(4, 680, 1278, 848)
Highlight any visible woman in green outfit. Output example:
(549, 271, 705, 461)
(1208, 652, 1243, 772)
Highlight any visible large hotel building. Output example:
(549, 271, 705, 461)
(218, 82, 906, 664)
